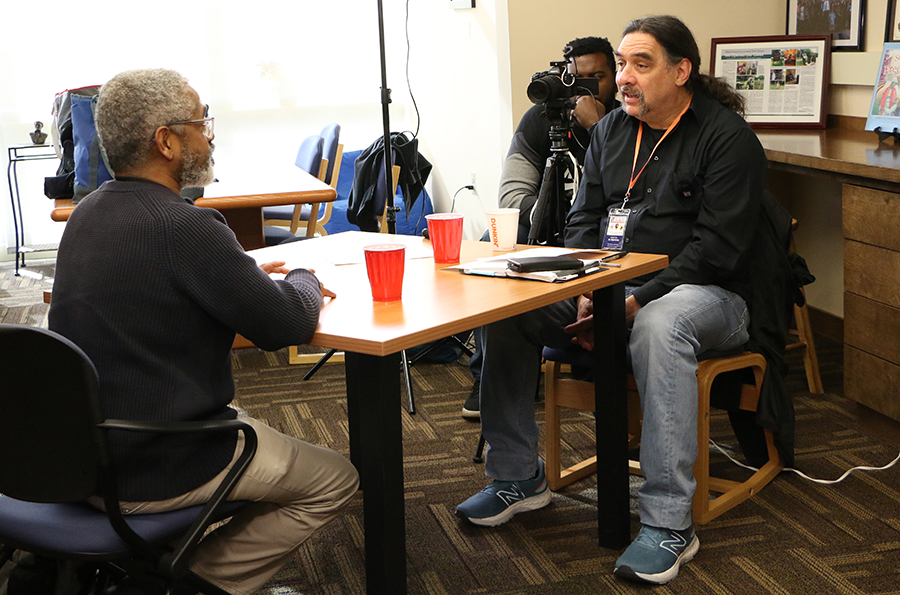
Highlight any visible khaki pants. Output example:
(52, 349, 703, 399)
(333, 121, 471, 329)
(100, 417, 359, 595)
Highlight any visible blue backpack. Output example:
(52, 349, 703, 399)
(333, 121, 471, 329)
(44, 86, 113, 203)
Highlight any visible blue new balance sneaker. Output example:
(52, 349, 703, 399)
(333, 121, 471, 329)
(614, 524, 699, 584)
(455, 459, 552, 526)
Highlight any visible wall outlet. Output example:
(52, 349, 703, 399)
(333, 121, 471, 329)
(470, 172, 476, 188)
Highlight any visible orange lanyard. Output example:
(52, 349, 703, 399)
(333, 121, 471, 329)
(623, 100, 691, 208)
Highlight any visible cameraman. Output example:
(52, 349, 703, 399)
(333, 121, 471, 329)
(500, 36, 618, 246)
(463, 36, 618, 420)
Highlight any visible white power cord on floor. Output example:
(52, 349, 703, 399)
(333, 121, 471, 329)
(710, 438, 900, 485)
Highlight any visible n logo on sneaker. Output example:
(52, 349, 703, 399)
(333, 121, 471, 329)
(495, 485, 526, 506)
(659, 533, 687, 556)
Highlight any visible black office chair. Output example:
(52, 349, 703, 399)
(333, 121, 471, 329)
(0, 324, 258, 595)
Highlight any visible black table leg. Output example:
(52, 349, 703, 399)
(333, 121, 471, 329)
(345, 351, 407, 594)
(592, 283, 631, 549)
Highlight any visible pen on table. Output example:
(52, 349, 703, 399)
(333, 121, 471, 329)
(598, 262, 621, 268)
(600, 251, 627, 262)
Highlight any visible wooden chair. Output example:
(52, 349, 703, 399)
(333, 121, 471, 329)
(310, 123, 343, 236)
(271, 123, 343, 239)
(785, 218, 823, 394)
(309, 143, 342, 235)
(263, 135, 326, 240)
(378, 165, 402, 233)
(542, 346, 784, 525)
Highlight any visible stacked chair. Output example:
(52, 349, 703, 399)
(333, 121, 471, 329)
(263, 123, 343, 245)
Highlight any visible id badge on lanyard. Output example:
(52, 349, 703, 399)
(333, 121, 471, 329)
(602, 208, 630, 250)
(601, 101, 690, 252)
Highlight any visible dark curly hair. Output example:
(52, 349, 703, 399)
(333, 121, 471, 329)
(622, 15, 745, 115)
(564, 36, 616, 73)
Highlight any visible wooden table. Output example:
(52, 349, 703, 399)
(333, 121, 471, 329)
(49, 166, 335, 250)
(249, 231, 668, 594)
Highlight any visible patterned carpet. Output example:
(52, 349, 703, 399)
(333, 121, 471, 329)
(3, 259, 900, 594)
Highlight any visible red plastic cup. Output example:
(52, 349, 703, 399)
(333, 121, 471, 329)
(364, 244, 406, 301)
(426, 213, 465, 263)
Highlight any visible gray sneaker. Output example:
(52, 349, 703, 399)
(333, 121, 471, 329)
(614, 524, 699, 584)
(455, 459, 551, 526)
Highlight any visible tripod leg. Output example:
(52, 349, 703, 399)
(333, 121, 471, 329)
(473, 434, 486, 463)
(528, 156, 557, 245)
(401, 350, 415, 414)
(451, 332, 475, 357)
(302, 348, 338, 381)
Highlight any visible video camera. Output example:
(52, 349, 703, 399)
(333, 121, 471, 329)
(527, 60, 600, 105)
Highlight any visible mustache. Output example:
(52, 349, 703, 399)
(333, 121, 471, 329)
(619, 85, 642, 98)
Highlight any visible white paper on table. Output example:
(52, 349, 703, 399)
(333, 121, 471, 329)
(325, 240, 434, 266)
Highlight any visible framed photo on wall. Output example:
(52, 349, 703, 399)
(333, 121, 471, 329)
(711, 35, 831, 128)
(887, 0, 900, 42)
(787, 0, 865, 51)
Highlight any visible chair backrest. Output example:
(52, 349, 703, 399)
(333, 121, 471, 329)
(0, 324, 105, 503)
(320, 123, 341, 185)
(295, 135, 324, 176)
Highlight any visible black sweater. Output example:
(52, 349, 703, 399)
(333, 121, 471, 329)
(49, 179, 323, 501)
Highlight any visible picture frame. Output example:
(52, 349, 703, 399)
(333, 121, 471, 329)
(886, 0, 900, 42)
(787, 0, 865, 51)
(710, 35, 831, 129)
(865, 43, 900, 136)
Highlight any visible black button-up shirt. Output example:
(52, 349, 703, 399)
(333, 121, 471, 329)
(565, 90, 767, 307)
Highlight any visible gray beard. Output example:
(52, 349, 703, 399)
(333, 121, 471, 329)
(178, 142, 215, 188)
(621, 86, 648, 118)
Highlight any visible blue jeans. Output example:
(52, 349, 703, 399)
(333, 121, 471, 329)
(479, 284, 749, 530)
(468, 223, 534, 383)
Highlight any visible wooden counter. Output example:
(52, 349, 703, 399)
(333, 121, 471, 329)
(757, 118, 900, 191)
(759, 118, 900, 422)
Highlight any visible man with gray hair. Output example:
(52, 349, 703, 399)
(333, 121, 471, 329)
(49, 68, 359, 595)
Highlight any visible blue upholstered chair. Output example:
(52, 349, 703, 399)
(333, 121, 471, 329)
(305, 123, 343, 236)
(263, 134, 325, 245)
(264, 124, 344, 245)
(0, 324, 256, 594)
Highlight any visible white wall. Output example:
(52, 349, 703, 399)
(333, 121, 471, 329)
(401, 0, 512, 239)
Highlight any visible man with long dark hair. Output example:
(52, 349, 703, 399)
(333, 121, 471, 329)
(457, 16, 771, 586)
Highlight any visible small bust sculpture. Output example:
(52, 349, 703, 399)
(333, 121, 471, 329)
(30, 121, 48, 145)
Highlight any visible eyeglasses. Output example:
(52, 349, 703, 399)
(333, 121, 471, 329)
(166, 104, 214, 140)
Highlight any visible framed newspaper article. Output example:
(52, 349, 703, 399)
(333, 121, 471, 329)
(787, 0, 865, 51)
(887, 0, 900, 42)
(710, 35, 830, 129)
(865, 43, 900, 135)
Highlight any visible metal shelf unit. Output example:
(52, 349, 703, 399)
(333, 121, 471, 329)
(6, 144, 59, 276)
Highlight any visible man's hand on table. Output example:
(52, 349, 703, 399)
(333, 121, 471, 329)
(260, 261, 336, 300)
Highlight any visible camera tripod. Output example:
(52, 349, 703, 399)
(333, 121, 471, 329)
(528, 122, 578, 247)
